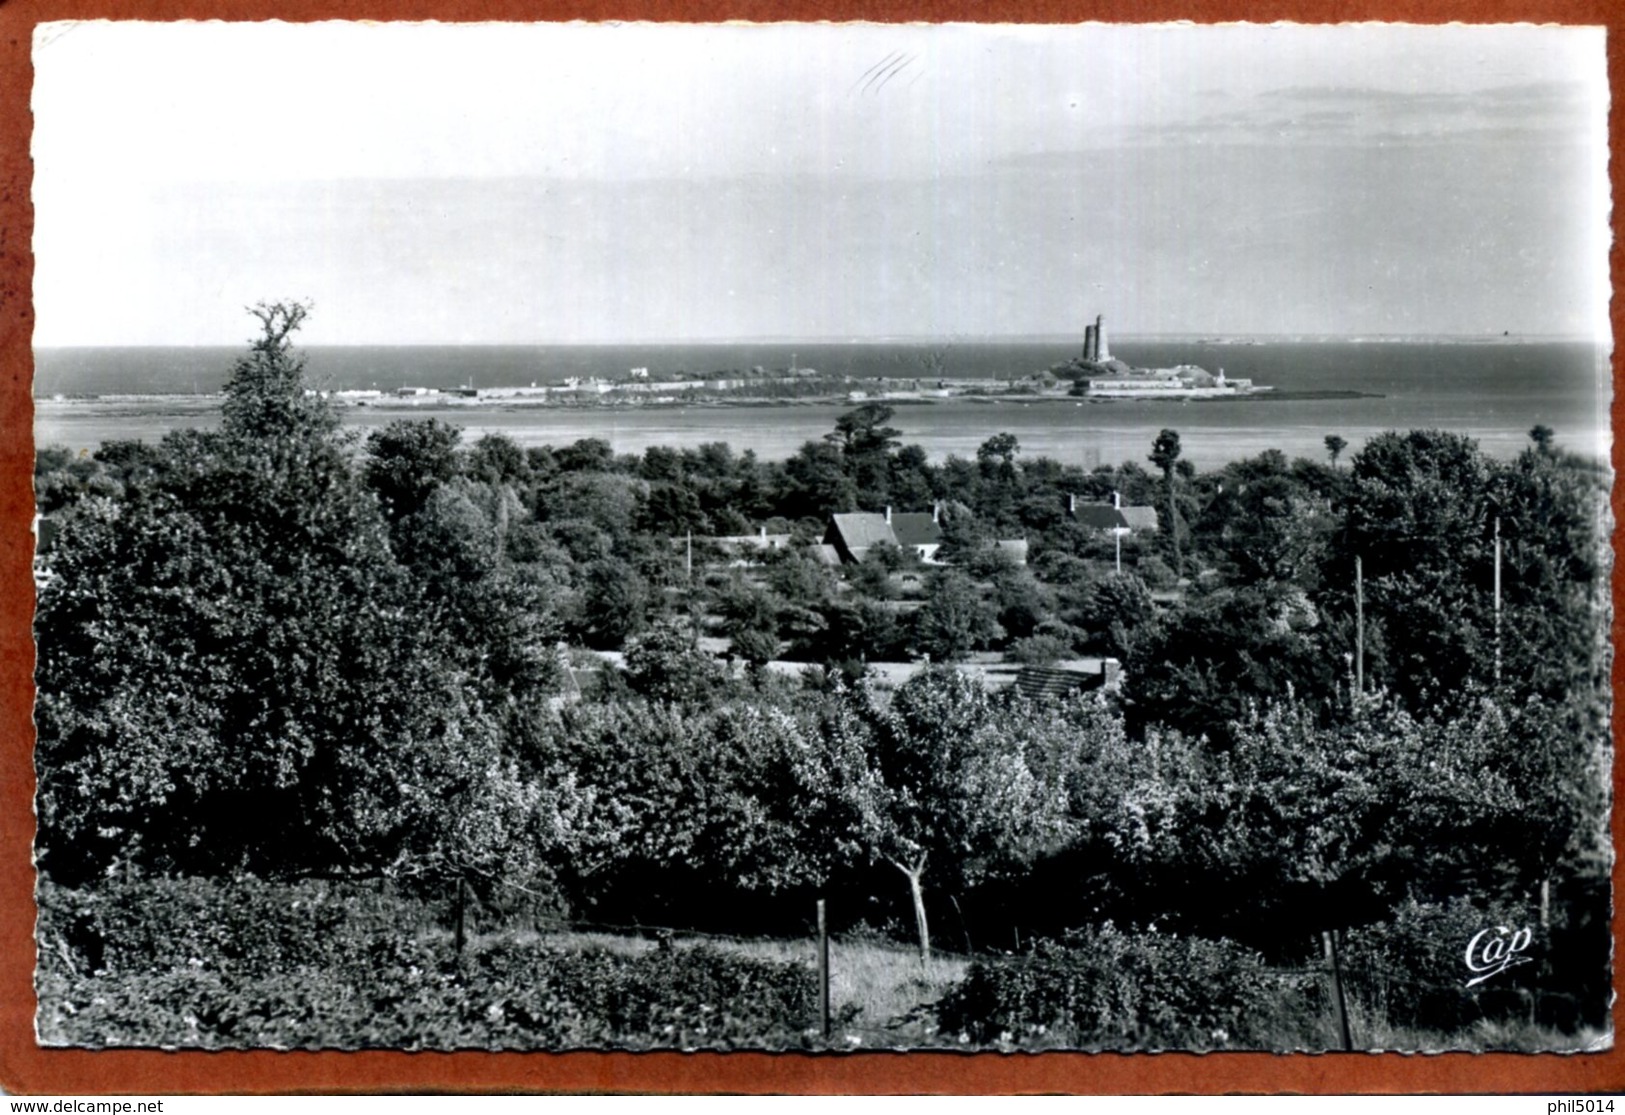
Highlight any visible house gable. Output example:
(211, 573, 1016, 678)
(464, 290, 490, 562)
(824, 512, 897, 563)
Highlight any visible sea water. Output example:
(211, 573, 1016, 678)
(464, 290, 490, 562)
(32, 340, 1611, 469)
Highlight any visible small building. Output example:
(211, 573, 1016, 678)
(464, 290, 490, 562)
(1013, 658, 1123, 701)
(1067, 492, 1158, 534)
(890, 511, 944, 563)
(823, 506, 943, 564)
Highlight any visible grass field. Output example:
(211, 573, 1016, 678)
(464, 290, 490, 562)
(487, 927, 967, 1047)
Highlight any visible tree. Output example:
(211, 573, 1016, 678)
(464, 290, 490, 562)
(976, 432, 1020, 479)
(718, 579, 782, 667)
(465, 432, 532, 486)
(623, 621, 727, 705)
(1529, 424, 1556, 455)
(827, 403, 902, 507)
(575, 557, 652, 650)
(1064, 571, 1154, 659)
(1197, 465, 1335, 589)
(35, 445, 116, 515)
(1193, 694, 1547, 941)
(852, 670, 1079, 960)
(553, 437, 617, 473)
(394, 480, 559, 698)
(1149, 429, 1184, 576)
(827, 402, 902, 459)
(1123, 583, 1339, 746)
(219, 301, 335, 441)
(781, 441, 858, 517)
(1486, 443, 1609, 705)
(913, 569, 1003, 662)
(365, 418, 463, 523)
(990, 566, 1054, 642)
(1333, 430, 1496, 709)
(1324, 434, 1348, 468)
(35, 303, 528, 893)
(530, 686, 875, 916)
(808, 596, 905, 668)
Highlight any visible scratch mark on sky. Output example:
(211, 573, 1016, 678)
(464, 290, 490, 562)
(855, 52, 918, 95)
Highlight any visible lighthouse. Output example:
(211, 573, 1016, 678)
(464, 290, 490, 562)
(1095, 314, 1110, 362)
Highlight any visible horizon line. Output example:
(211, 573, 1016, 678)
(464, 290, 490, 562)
(33, 331, 1608, 349)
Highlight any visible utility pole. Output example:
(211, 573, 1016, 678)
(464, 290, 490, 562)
(1355, 554, 1364, 695)
(1493, 514, 1502, 686)
(687, 530, 699, 650)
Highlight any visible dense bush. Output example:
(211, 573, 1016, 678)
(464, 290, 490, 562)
(1340, 896, 1546, 1033)
(37, 879, 818, 1049)
(933, 926, 1298, 1050)
(37, 875, 418, 978)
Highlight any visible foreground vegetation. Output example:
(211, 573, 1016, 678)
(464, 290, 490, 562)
(33, 304, 1611, 1049)
(38, 876, 1597, 1051)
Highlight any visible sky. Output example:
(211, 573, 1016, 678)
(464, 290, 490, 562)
(30, 21, 1610, 346)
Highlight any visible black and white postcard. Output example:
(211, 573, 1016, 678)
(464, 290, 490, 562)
(19, 16, 1616, 1081)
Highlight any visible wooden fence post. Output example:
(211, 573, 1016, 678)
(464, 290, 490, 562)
(1325, 929, 1354, 1051)
(817, 898, 830, 1039)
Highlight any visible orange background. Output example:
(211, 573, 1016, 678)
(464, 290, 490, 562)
(1, 0, 1622, 1095)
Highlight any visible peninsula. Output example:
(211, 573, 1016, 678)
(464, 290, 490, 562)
(1057, 315, 1274, 400)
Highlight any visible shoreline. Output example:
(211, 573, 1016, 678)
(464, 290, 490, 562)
(34, 386, 1385, 411)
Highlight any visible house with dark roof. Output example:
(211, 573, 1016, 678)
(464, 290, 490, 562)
(1070, 502, 1127, 532)
(823, 506, 943, 564)
(888, 512, 943, 561)
(1067, 492, 1159, 534)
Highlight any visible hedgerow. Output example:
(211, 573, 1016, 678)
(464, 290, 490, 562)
(36, 878, 818, 1049)
(932, 925, 1300, 1050)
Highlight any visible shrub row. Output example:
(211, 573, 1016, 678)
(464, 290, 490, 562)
(932, 926, 1303, 1050)
(37, 878, 818, 1050)
(36, 874, 415, 978)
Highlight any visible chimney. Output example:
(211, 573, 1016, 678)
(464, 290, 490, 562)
(932, 502, 940, 523)
(760, 525, 767, 540)
(885, 506, 892, 524)
(1113, 490, 1121, 510)
(1103, 658, 1122, 691)
(1068, 492, 1077, 513)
